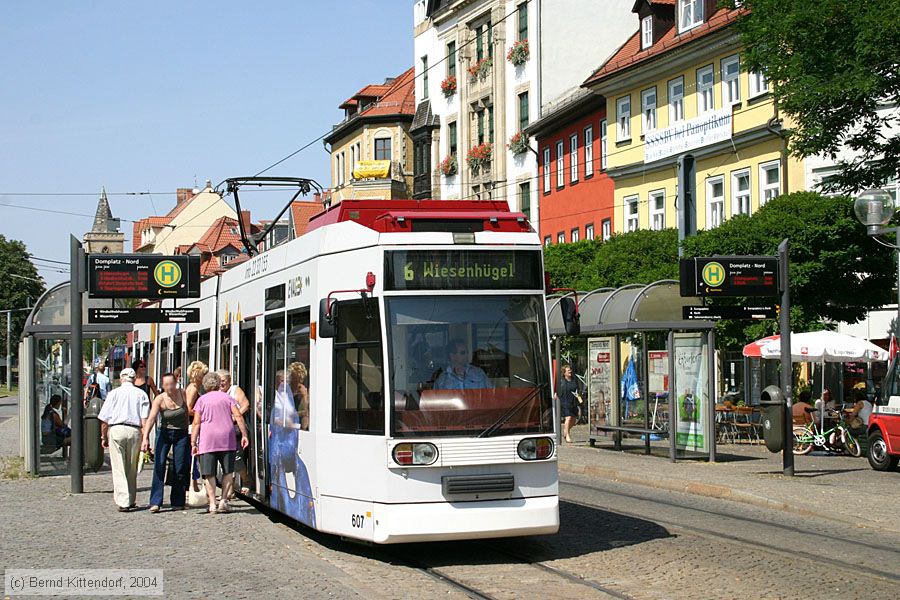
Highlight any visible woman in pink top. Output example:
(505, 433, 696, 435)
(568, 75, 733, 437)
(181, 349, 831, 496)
(191, 371, 249, 514)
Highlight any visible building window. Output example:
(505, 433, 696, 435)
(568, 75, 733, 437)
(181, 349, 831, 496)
(448, 121, 458, 156)
(760, 160, 781, 203)
(679, 0, 704, 33)
(585, 223, 595, 239)
(601, 219, 611, 240)
(518, 2, 528, 41)
(557, 231, 565, 244)
(476, 24, 484, 61)
(543, 147, 551, 192)
(447, 41, 456, 78)
(350, 144, 356, 175)
(556, 140, 564, 188)
(649, 189, 666, 230)
(697, 65, 714, 114)
(625, 195, 639, 232)
(721, 55, 740, 105)
(616, 96, 631, 141)
(641, 87, 657, 133)
(475, 21, 493, 61)
(584, 126, 594, 178)
(374, 137, 391, 161)
(749, 70, 769, 98)
(544, 236, 551, 247)
(641, 16, 653, 49)
(668, 77, 684, 123)
(570, 134, 578, 183)
(571, 228, 580, 242)
(422, 55, 429, 99)
(488, 105, 494, 143)
(518, 91, 529, 131)
(706, 176, 725, 228)
(732, 169, 751, 215)
(600, 119, 608, 169)
(519, 181, 531, 221)
(336, 152, 345, 186)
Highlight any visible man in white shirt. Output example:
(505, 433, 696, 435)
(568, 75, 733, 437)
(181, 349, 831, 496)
(98, 368, 150, 511)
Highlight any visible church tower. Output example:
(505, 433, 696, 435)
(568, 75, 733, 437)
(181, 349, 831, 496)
(83, 187, 125, 253)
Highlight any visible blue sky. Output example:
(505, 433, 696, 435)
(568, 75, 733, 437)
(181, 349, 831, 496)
(0, 1, 413, 287)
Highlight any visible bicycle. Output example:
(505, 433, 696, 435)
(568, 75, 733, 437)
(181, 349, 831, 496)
(792, 410, 862, 457)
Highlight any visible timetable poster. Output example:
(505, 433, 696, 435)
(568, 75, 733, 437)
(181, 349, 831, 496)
(674, 333, 708, 452)
(587, 337, 616, 431)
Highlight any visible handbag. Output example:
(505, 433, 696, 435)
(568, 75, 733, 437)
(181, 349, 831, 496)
(186, 456, 208, 507)
(573, 390, 584, 405)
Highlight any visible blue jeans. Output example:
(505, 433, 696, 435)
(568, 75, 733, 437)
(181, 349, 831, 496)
(149, 428, 190, 507)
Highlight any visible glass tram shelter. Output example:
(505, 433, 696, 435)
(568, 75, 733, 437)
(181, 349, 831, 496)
(547, 281, 718, 462)
(18, 282, 130, 475)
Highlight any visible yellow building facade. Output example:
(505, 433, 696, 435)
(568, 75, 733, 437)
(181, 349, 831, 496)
(584, 3, 804, 234)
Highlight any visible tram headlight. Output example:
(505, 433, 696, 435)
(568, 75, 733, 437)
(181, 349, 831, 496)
(517, 437, 554, 461)
(392, 443, 439, 466)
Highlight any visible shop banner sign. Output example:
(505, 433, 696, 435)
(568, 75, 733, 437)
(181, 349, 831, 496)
(674, 333, 708, 451)
(588, 337, 617, 431)
(645, 107, 732, 163)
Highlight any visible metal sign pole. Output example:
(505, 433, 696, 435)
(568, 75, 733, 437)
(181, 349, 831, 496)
(70, 236, 85, 493)
(668, 330, 676, 462)
(778, 239, 794, 476)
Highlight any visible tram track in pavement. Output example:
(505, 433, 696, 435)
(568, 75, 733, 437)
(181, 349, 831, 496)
(559, 478, 900, 585)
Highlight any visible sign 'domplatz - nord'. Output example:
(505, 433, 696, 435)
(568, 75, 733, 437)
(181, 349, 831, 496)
(680, 256, 779, 298)
(88, 254, 201, 299)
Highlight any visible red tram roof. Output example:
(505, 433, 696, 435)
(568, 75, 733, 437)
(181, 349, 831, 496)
(305, 200, 532, 234)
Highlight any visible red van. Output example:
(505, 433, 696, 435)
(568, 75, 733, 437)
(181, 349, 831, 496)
(868, 360, 900, 471)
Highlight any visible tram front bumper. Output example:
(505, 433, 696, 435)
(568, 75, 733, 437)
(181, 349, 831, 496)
(372, 495, 559, 544)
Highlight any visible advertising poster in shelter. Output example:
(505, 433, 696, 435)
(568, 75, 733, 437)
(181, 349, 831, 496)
(587, 337, 616, 432)
(674, 333, 708, 451)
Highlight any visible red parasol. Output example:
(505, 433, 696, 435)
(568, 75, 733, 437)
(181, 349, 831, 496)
(742, 335, 780, 358)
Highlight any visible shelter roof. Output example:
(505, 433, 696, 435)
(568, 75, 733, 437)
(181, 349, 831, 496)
(547, 281, 714, 335)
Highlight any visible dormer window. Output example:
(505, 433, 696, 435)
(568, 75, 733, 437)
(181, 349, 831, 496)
(678, 0, 704, 33)
(640, 16, 653, 49)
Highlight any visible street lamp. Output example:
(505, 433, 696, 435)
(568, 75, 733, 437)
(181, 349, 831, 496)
(854, 188, 899, 334)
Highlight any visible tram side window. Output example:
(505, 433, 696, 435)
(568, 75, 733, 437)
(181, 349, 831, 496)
(333, 300, 384, 435)
(286, 310, 311, 431)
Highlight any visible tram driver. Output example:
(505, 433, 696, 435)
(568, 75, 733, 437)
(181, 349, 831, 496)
(433, 338, 493, 390)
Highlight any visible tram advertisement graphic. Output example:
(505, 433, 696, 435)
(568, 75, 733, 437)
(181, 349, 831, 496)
(88, 254, 201, 299)
(673, 333, 708, 452)
(385, 249, 543, 290)
(588, 337, 616, 432)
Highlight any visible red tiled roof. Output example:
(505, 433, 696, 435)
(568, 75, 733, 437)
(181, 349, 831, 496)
(359, 68, 416, 117)
(584, 8, 744, 86)
(289, 201, 324, 238)
(195, 215, 258, 255)
(132, 222, 141, 252)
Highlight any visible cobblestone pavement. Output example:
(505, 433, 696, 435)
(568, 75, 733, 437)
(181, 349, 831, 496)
(561, 425, 900, 533)
(4, 408, 900, 599)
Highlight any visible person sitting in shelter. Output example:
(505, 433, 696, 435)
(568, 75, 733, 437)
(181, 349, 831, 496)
(846, 386, 873, 433)
(41, 395, 71, 451)
(433, 339, 492, 390)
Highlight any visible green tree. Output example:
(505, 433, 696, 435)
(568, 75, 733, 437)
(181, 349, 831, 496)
(0, 234, 46, 356)
(681, 192, 894, 347)
(544, 228, 679, 290)
(735, 0, 900, 192)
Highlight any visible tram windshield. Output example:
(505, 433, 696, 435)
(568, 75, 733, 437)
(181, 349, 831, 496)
(386, 295, 552, 437)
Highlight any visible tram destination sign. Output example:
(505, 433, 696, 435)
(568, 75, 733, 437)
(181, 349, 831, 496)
(385, 250, 543, 291)
(682, 305, 777, 321)
(680, 256, 779, 298)
(88, 254, 201, 299)
(88, 308, 201, 324)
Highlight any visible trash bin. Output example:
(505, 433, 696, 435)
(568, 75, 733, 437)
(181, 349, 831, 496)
(83, 396, 104, 471)
(759, 385, 785, 453)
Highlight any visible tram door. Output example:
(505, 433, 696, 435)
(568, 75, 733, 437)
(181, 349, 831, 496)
(238, 323, 257, 493)
(264, 315, 286, 499)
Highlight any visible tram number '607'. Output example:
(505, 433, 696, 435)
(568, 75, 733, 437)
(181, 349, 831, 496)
(351, 514, 365, 528)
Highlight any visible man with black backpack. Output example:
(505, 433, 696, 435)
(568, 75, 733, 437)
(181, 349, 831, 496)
(85, 361, 112, 403)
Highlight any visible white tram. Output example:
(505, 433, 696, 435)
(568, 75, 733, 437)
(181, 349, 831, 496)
(133, 199, 559, 543)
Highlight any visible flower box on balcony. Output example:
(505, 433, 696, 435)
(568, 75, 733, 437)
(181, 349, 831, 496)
(466, 58, 492, 80)
(508, 132, 530, 156)
(441, 75, 457, 98)
(467, 142, 493, 172)
(507, 39, 529, 66)
(439, 155, 458, 176)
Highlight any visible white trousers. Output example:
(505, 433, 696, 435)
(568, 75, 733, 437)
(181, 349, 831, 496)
(108, 425, 141, 508)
